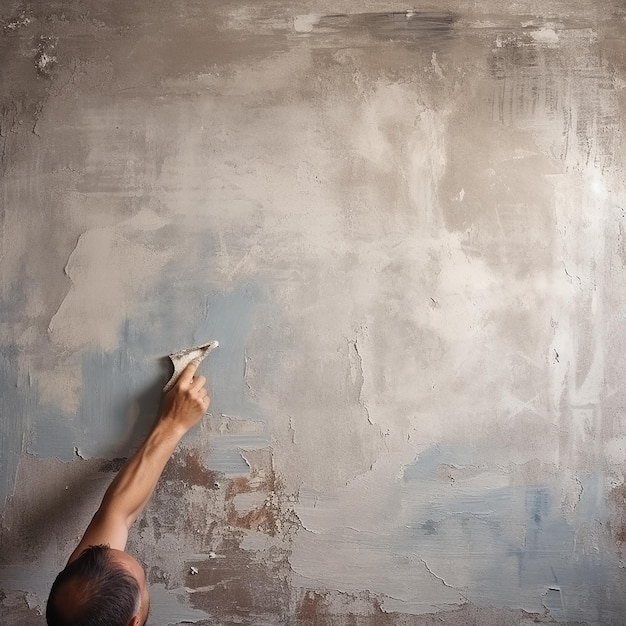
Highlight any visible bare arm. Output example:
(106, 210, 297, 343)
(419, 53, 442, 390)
(67, 361, 210, 564)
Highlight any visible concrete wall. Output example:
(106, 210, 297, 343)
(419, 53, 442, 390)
(1, 2, 625, 624)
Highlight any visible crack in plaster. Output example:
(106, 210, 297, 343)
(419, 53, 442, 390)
(347, 336, 374, 426)
(420, 559, 469, 603)
(243, 349, 253, 393)
(288, 415, 296, 444)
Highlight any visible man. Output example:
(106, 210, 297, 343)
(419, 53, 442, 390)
(46, 360, 210, 626)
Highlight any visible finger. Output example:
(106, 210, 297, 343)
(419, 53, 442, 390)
(179, 360, 200, 386)
(190, 374, 206, 391)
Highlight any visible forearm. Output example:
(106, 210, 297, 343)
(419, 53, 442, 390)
(98, 417, 187, 528)
(68, 361, 209, 564)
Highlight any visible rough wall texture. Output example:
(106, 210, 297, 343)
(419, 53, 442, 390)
(1, 1, 625, 624)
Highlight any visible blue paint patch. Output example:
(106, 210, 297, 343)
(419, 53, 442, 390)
(193, 283, 265, 422)
(76, 320, 164, 457)
(402, 443, 476, 481)
(203, 434, 271, 475)
(29, 409, 77, 461)
(396, 456, 622, 621)
(71, 281, 268, 458)
(15, 225, 272, 495)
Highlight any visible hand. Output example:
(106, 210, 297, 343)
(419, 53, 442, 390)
(159, 360, 210, 433)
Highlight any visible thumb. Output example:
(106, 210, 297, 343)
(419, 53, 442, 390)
(179, 360, 200, 386)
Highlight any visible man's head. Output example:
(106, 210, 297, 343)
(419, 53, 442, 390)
(46, 544, 149, 626)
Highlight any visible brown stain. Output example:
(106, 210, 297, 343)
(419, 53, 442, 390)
(295, 588, 399, 626)
(130, 443, 300, 613)
(608, 482, 626, 543)
(161, 448, 221, 489)
(297, 590, 332, 626)
(179, 448, 302, 623)
(227, 501, 279, 535)
(187, 535, 290, 622)
(293, 592, 576, 626)
(223, 448, 287, 536)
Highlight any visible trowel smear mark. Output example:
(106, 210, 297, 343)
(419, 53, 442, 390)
(192, 284, 272, 474)
(205, 434, 271, 475)
(0, 346, 30, 506)
(314, 11, 457, 46)
(193, 284, 265, 422)
(0, 278, 49, 504)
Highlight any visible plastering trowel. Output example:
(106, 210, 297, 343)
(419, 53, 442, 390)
(163, 341, 219, 393)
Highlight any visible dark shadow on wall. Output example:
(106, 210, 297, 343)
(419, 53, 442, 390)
(0, 367, 169, 570)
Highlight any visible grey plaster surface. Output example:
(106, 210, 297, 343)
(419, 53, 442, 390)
(1, 1, 625, 624)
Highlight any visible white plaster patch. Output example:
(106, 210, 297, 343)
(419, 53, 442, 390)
(43, 209, 174, 410)
(148, 583, 211, 625)
(232, 490, 267, 514)
(293, 14, 320, 33)
(605, 437, 626, 466)
(530, 27, 560, 46)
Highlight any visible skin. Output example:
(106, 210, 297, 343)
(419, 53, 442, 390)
(63, 360, 210, 626)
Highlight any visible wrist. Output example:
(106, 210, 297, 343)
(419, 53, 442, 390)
(154, 413, 189, 441)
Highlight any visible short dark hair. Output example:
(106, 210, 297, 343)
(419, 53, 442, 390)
(46, 544, 141, 626)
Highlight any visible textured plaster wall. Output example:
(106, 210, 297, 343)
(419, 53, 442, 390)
(1, 2, 625, 625)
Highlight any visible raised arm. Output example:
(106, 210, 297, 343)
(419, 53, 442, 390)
(67, 360, 209, 564)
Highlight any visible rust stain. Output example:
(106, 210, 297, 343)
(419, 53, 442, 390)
(223, 448, 287, 536)
(227, 500, 279, 535)
(161, 448, 221, 489)
(297, 590, 330, 625)
(294, 593, 570, 626)
(178, 448, 301, 622)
